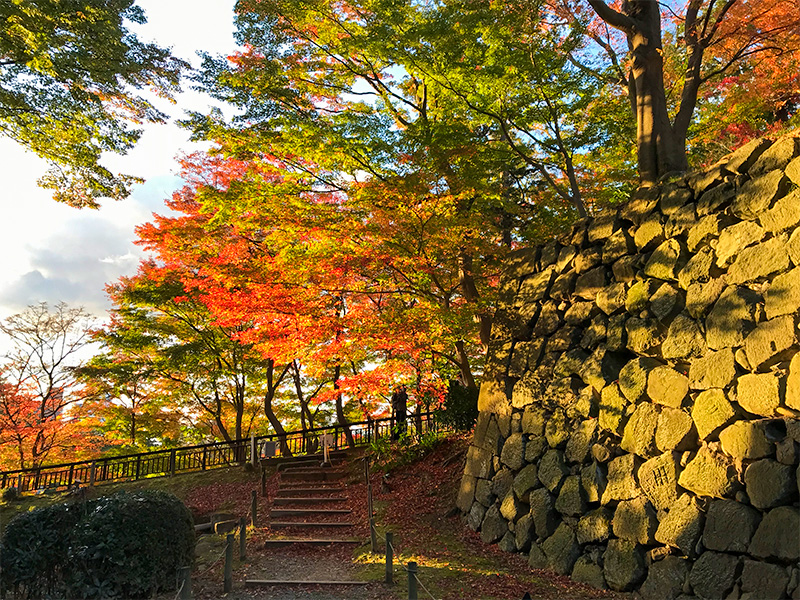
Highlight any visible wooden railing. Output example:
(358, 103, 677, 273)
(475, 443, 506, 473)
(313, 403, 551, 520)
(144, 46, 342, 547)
(0, 412, 439, 494)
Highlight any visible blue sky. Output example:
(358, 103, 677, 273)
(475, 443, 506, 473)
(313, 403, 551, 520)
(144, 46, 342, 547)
(0, 0, 238, 318)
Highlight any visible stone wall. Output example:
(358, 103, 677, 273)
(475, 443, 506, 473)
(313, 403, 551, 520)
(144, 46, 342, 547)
(457, 133, 800, 600)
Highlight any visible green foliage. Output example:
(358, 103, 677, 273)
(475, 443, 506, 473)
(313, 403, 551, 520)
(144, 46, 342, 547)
(436, 381, 479, 432)
(1, 486, 19, 502)
(369, 430, 447, 473)
(0, 0, 186, 206)
(0, 490, 195, 599)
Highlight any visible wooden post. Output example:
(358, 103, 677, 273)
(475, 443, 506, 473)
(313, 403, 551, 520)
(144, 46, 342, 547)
(16, 473, 22, 492)
(201, 446, 207, 471)
(385, 532, 393, 584)
(135, 455, 141, 480)
(407, 561, 418, 600)
(239, 516, 247, 560)
(366, 458, 374, 520)
(370, 517, 378, 554)
(67, 465, 74, 488)
(250, 435, 257, 468)
(169, 449, 177, 477)
(260, 464, 267, 497)
(250, 490, 258, 527)
(224, 534, 234, 593)
(89, 462, 97, 487)
(178, 566, 192, 599)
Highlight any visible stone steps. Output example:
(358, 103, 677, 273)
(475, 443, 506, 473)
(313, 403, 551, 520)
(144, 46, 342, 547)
(272, 497, 348, 505)
(270, 521, 355, 528)
(262, 538, 360, 548)
(245, 579, 368, 587)
(270, 508, 352, 517)
(276, 486, 345, 495)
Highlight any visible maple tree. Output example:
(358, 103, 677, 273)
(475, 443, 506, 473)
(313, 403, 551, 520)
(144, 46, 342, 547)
(75, 353, 184, 452)
(563, 0, 800, 182)
(96, 151, 462, 449)
(92, 267, 271, 447)
(0, 303, 94, 470)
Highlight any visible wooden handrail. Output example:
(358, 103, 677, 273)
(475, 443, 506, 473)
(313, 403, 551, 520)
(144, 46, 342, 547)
(0, 412, 438, 492)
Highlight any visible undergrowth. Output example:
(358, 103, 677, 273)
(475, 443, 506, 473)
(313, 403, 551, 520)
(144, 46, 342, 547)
(368, 429, 448, 473)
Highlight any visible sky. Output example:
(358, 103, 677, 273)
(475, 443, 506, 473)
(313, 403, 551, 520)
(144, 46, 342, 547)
(0, 1, 239, 320)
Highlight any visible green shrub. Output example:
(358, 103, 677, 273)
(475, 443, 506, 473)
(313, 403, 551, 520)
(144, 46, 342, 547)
(1, 486, 19, 502)
(0, 490, 195, 599)
(436, 381, 479, 431)
(0, 501, 84, 598)
(369, 430, 447, 473)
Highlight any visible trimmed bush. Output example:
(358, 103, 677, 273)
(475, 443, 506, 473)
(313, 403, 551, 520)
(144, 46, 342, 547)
(0, 490, 195, 599)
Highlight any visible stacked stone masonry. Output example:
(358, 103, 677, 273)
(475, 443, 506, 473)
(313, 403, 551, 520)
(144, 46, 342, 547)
(458, 133, 800, 600)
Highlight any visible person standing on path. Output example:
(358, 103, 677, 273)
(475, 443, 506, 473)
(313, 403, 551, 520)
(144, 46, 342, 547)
(390, 384, 408, 440)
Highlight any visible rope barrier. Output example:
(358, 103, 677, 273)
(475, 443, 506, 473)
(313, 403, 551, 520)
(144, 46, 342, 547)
(401, 564, 439, 600)
(195, 546, 228, 577)
(372, 521, 439, 600)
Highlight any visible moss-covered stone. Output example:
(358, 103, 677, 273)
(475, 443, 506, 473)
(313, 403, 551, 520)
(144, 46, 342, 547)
(656, 407, 698, 453)
(647, 366, 689, 409)
(576, 507, 613, 544)
(744, 459, 797, 510)
(688, 551, 739, 600)
(542, 523, 581, 576)
(736, 372, 782, 417)
(655, 493, 704, 556)
(730, 169, 790, 220)
(555, 475, 586, 516)
(639, 451, 681, 511)
(688, 348, 736, 390)
(529, 487, 559, 540)
(678, 447, 737, 498)
(565, 419, 598, 464)
(601, 454, 642, 504)
(603, 539, 646, 592)
(613, 496, 657, 544)
(639, 556, 689, 600)
(706, 285, 761, 350)
(718, 420, 775, 460)
(744, 315, 797, 371)
(621, 403, 660, 458)
(703, 498, 761, 553)
(599, 383, 628, 435)
(691, 389, 737, 440)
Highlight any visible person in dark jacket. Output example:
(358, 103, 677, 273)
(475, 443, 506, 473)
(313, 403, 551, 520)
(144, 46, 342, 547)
(390, 384, 408, 440)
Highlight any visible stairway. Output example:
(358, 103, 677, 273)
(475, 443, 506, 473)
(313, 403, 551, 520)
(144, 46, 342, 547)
(246, 451, 369, 589)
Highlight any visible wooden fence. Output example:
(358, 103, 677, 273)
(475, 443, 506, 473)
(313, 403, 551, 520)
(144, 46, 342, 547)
(0, 412, 439, 494)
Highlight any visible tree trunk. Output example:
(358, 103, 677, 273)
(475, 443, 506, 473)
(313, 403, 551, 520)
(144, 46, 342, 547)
(454, 340, 477, 391)
(589, 0, 688, 184)
(263, 359, 292, 456)
(333, 365, 355, 448)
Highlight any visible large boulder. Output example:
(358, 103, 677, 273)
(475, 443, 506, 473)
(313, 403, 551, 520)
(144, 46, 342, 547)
(678, 447, 737, 498)
(744, 459, 797, 510)
(541, 523, 581, 576)
(748, 506, 800, 561)
(655, 494, 704, 556)
(639, 556, 689, 600)
(703, 499, 761, 553)
(688, 551, 739, 600)
(603, 539, 646, 592)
